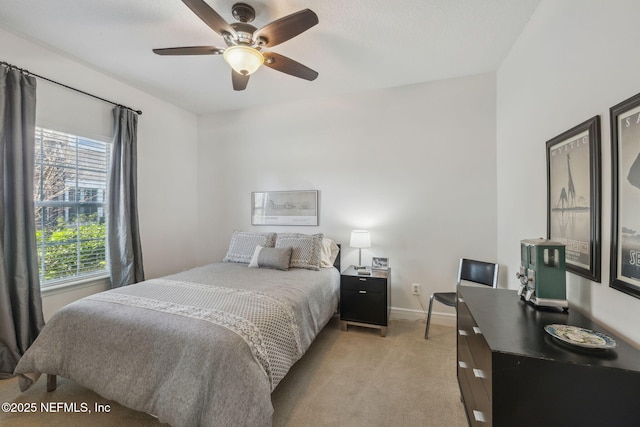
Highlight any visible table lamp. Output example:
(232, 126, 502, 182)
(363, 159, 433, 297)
(350, 230, 371, 268)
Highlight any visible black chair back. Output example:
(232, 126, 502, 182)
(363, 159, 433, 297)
(457, 258, 499, 288)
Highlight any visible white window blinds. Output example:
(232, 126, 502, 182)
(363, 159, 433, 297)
(34, 127, 111, 286)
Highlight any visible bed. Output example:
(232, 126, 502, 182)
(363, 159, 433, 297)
(14, 232, 340, 427)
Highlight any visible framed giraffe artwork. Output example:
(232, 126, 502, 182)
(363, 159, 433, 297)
(546, 116, 601, 282)
(610, 93, 640, 299)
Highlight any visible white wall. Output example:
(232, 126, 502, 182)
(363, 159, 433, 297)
(198, 73, 498, 322)
(0, 28, 201, 319)
(497, 0, 640, 345)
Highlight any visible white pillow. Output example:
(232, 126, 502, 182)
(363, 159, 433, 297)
(320, 238, 339, 268)
(223, 231, 277, 264)
(275, 233, 323, 271)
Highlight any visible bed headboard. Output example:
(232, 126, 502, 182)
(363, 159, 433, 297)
(334, 244, 341, 272)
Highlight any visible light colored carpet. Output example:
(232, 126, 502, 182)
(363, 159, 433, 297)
(0, 317, 466, 426)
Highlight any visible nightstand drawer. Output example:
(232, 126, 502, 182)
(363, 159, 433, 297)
(340, 289, 387, 325)
(341, 275, 386, 292)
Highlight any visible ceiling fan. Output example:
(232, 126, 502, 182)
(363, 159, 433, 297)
(153, 0, 319, 91)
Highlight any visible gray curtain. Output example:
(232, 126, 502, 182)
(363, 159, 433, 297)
(108, 106, 144, 288)
(0, 66, 45, 378)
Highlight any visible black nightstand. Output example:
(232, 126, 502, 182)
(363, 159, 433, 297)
(340, 265, 390, 336)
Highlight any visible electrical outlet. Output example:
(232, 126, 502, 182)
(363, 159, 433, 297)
(412, 283, 421, 296)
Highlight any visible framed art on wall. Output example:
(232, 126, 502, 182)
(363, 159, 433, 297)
(610, 93, 640, 299)
(251, 190, 318, 226)
(546, 116, 601, 282)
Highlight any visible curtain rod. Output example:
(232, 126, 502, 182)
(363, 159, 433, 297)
(1, 61, 142, 116)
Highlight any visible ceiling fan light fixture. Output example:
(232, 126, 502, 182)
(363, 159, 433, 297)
(155, 2, 319, 89)
(223, 45, 264, 75)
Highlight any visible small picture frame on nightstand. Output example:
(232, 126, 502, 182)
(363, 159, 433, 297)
(372, 257, 388, 270)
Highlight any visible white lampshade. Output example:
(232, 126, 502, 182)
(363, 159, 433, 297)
(350, 230, 371, 248)
(223, 45, 264, 75)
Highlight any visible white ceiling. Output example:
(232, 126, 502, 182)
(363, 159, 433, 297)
(0, 0, 540, 115)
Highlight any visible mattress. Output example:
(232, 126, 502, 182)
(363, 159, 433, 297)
(14, 262, 340, 427)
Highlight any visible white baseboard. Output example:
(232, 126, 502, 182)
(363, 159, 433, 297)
(389, 307, 456, 328)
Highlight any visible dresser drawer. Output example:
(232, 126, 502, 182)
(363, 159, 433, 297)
(459, 365, 492, 415)
(458, 292, 492, 425)
(459, 362, 491, 426)
(458, 333, 474, 367)
(467, 329, 492, 397)
(457, 364, 476, 424)
(470, 385, 492, 426)
(457, 299, 476, 330)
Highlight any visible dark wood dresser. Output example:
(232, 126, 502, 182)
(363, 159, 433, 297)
(457, 285, 640, 427)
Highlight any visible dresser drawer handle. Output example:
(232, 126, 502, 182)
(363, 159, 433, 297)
(458, 361, 468, 369)
(473, 410, 487, 423)
(473, 326, 482, 334)
(473, 369, 486, 378)
(458, 329, 468, 336)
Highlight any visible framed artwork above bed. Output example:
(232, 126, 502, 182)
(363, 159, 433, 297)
(251, 190, 319, 226)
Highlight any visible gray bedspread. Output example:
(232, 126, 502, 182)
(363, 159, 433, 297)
(14, 263, 340, 427)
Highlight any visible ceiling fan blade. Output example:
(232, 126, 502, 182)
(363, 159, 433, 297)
(153, 46, 225, 55)
(232, 70, 250, 91)
(181, 0, 236, 38)
(263, 52, 318, 81)
(254, 9, 318, 47)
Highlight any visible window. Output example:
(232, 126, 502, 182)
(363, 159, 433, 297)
(34, 127, 111, 287)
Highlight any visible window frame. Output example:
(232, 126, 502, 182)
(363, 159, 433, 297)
(34, 127, 112, 289)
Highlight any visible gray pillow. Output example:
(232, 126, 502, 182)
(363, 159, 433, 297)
(248, 246, 293, 271)
(275, 233, 323, 271)
(223, 231, 277, 264)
